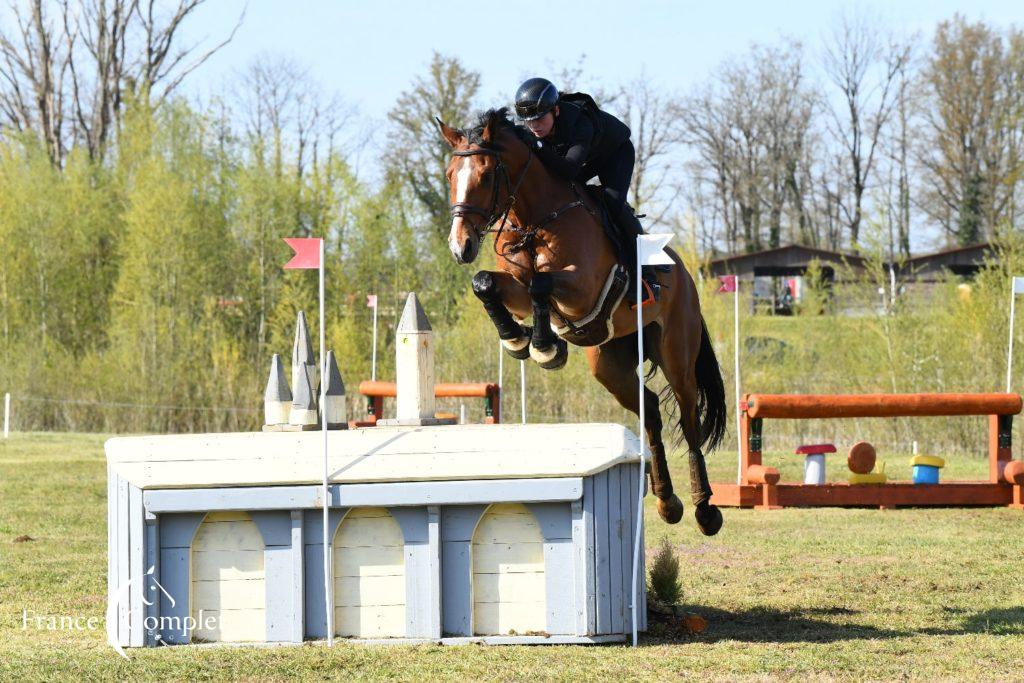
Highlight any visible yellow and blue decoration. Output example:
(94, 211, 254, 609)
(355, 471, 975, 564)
(911, 455, 945, 484)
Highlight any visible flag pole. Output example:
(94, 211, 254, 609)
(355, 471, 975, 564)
(1008, 277, 1017, 393)
(734, 278, 742, 485)
(631, 239, 645, 648)
(319, 239, 332, 646)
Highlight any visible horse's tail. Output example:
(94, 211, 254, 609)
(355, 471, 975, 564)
(695, 315, 727, 453)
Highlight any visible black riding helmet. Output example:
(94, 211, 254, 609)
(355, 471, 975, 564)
(515, 77, 559, 121)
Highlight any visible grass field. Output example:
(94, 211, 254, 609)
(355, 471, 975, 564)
(1, 432, 1023, 681)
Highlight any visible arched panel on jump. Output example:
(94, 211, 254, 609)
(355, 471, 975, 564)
(333, 507, 407, 638)
(190, 511, 266, 642)
(471, 503, 546, 635)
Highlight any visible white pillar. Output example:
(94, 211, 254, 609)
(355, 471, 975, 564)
(380, 293, 454, 426)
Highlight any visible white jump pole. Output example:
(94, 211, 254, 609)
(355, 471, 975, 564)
(3, 392, 9, 439)
(1008, 277, 1019, 393)
(370, 297, 378, 382)
(520, 360, 526, 424)
(498, 343, 504, 423)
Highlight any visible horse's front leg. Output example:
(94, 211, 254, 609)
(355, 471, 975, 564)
(527, 271, 570, 370)
(472, 270, 532, 359)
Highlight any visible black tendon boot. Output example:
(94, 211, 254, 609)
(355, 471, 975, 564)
(614, 203, 661, 305)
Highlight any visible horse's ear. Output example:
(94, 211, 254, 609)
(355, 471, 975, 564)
(436, 117, 463, 148)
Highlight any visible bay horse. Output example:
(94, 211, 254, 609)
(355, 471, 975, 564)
(437, 108, 726, 534)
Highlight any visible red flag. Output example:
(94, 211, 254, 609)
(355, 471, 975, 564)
(283, 238, 322, 269)
(718, 275, 737, 293)
(366, 294, 378, 308)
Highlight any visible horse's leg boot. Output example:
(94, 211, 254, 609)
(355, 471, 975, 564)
(473, 271, 530, 359)
(526, 273, 567, 369)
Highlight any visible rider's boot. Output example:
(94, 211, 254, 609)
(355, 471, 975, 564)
(614, 203, 661, 306)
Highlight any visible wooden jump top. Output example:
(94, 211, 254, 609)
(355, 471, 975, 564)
(105, 423, 642, 490)
(744, 392, 1022, 420)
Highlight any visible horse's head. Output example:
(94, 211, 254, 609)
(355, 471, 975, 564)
(437, 108, 527, 264)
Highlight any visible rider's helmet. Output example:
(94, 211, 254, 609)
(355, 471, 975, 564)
(514, 78, 559, 121)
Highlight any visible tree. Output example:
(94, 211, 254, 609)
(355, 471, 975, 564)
(0, 0, 240, 165)
(387, 52, 480, 230)
(919, 16, 1024, 244)
(678, 42, 817, 252)
(822, 10, 911, 248)
(386, 52, 481, 323)
(616, 74, 682, 229)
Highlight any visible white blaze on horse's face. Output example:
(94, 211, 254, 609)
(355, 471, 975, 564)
(448, 156, 478, 263)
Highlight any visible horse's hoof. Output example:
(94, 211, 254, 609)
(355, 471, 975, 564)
(503, 340, 531, 360)
(502, 327, 532, 360)
(532, 338, 568, 370)
(695, 502, 723, 536)
(656, 494, 684, 524)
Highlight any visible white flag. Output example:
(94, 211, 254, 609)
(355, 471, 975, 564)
(637, 234, 674, 266)
(1013, 277, 1024, 295)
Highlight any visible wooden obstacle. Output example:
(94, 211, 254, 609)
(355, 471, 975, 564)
(107, 293, 646, 648)
(356, 380, 501, 426)
(711, 392, 1024, 510)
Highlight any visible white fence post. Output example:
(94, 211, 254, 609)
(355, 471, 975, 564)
(3, 392, 10, 439)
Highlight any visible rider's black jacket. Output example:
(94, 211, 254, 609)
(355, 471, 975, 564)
(532, 100, 631, 183)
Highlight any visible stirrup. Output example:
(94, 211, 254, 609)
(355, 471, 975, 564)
(629, 279, 659, 310)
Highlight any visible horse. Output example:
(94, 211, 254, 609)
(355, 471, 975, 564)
(437, 108, 726, 535)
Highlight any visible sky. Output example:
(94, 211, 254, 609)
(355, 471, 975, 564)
(182, 0, 1023, 125)
(178, 0, 1022, 251)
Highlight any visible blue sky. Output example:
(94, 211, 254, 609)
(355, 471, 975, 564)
(183, 0, 1023, 126)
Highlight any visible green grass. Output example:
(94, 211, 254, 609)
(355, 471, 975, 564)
(2, 432, 1023, 681)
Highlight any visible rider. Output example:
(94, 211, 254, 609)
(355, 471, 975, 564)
(513, 77, 660, 302)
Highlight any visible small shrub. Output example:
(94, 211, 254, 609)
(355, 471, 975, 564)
(648, 537, 682, 605)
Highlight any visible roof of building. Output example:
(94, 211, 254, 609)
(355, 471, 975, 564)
(707, 244, 869, 275)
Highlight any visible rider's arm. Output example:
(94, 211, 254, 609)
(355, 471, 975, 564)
(534, 114, 594, 180)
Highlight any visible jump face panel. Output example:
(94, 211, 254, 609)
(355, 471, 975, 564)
(190, 511, 266, 642)
(106, 423, 648, 646)
(334, 507, 406, 638)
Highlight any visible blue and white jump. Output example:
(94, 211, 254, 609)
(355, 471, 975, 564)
(105, 293, 648, 647)
(106, 424, 647, 646)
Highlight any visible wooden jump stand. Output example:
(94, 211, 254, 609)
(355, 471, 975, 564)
(355, 380, 500, 426)
(711, 392, 1024, 510)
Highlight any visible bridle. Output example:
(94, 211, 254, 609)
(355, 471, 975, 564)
(449, 145, 533, 238)
(448, 137, 587, 256)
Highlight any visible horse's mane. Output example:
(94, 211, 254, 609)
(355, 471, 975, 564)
(464, 107, 522, 150)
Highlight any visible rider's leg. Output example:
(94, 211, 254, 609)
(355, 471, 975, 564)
(597, 142, 659, 301)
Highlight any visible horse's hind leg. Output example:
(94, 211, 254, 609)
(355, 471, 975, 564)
(657, 326, 723, 536)
(585, 334, 684, 524)
(473, 271, 532, 360)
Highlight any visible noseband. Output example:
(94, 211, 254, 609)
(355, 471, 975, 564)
(449, 145, 533, 237)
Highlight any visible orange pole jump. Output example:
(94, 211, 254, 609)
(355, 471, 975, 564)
(745, 392, 1022, 420)
(358, 380, 498, 399)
